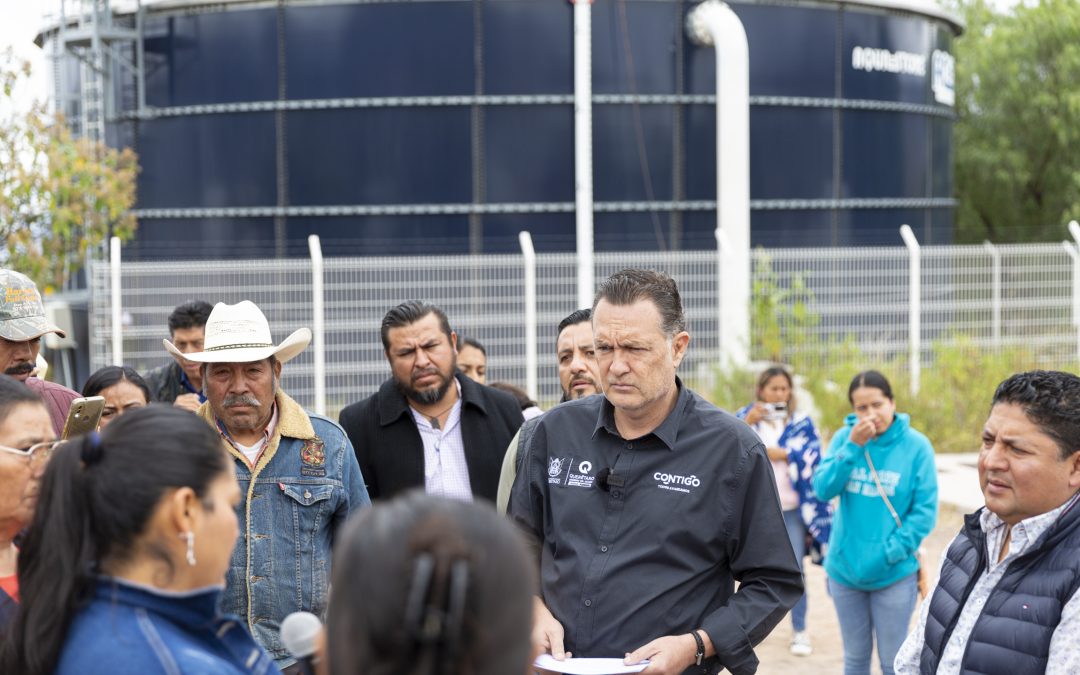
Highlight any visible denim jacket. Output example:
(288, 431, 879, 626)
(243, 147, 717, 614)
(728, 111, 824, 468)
(199, 390, 370, 666)
(55, 578, 276, 675)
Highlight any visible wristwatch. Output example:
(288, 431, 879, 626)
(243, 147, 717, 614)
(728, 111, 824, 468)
(690, 630, 705, 666)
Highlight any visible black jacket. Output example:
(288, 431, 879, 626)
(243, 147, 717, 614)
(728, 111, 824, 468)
(143, 361, 186, 404)
(339, 373, 524, 502)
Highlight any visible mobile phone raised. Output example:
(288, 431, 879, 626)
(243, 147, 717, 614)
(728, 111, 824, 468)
(62, 396, 106, 440)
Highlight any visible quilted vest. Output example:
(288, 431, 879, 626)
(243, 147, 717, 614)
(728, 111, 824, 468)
(919, 499, 1080, 674)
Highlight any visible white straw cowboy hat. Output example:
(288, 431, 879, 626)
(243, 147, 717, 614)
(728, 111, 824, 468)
(164, 300, 311, 364)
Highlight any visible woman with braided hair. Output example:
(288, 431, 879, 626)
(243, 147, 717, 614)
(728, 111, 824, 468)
(326, 491, 536, 675)
(0, 405, 276, 675)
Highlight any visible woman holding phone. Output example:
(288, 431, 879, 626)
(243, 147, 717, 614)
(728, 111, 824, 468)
(812, 370, 937, 675)
(737, 366, 832, 656)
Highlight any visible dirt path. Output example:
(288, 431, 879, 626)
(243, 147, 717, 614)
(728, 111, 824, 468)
(754, 505, 965, 674)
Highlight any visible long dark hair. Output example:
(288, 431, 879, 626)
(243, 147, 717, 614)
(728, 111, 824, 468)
(0, 405, 228, 675)
(847, 369, 894, 403)
(755, 366, 796, 420)
(81, 365, 152, 403)
(327, 492, 535, 675)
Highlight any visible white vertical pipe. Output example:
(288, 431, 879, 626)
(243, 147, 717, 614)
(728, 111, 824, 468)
(900, 225, 921, 395)
(687, 0, 750, 368)
(573, 0, 594, 310)
(982, 240, 1001, 346)
(308, 235, 326, 416)
(519, 231, 538, 400)
(109, 236, 123, 366)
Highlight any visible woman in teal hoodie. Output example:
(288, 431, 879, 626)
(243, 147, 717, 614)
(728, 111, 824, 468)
(812, 370, 937, 675)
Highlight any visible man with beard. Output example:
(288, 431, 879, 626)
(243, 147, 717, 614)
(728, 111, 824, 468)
(181, 300, 369, 671)
(0, 269, 78, 436)
(339, 301, 524, 502)
(496, 308, 601, 512)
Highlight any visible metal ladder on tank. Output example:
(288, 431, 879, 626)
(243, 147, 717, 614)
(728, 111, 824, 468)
(54, 0, 145, 143)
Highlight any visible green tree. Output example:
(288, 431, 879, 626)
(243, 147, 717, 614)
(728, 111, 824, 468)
(0, 49, 138, 292)
(951, 0, 1080, 243)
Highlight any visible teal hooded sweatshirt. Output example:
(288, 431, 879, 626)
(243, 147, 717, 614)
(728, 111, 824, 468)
(812, 412, 937, 591)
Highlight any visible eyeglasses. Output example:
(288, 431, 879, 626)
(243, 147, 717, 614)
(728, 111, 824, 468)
(0, 440, 63, 469)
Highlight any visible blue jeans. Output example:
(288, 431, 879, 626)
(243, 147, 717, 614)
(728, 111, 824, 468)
(782, 508, 808, 632)
(827, 573, 918, 675)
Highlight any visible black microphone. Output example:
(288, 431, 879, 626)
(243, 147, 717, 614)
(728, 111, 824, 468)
(596, 468, 624, 491)
(280, 611, 322, 675)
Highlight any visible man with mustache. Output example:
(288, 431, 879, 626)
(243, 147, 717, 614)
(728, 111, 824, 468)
(339, 300, 523, 502)
(895, 370, 1080, 675)
(0, 269, 78, 436)
(495, 307, 602, 513)
(178, 300, 369, 673)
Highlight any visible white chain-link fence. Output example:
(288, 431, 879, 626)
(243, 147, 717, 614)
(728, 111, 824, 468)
(89, 239, 1079, 417)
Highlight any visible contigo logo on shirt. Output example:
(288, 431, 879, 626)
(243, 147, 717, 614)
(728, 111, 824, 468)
(654, 471, 701, 493)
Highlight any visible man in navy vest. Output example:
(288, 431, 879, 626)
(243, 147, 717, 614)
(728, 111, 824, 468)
(895, 370, 1080, 675)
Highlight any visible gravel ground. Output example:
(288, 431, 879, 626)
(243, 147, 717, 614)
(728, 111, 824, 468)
(754, 504, 966, 674)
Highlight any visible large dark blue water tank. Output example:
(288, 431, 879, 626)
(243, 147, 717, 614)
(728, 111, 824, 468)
(42, 0, 962, 257)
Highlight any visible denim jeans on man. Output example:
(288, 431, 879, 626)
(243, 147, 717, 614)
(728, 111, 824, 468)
(828, 573, 918, 675)
(783, 508, 808, 632)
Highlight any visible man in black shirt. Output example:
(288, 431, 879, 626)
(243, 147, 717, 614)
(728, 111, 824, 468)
(509, 269, 802, 675)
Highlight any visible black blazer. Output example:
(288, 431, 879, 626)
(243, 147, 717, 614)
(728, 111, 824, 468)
(339, 373, 524, 502)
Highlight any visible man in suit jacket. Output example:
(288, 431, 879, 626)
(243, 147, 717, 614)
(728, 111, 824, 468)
(339, 301, 523, 502)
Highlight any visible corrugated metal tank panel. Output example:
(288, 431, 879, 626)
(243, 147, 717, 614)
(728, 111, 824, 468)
(46, 0, 959, 257)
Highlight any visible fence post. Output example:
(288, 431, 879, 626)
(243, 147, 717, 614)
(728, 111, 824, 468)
(109, 236, 123, 366)
(715, 228, 729, 366)
(982, 240, 1001, 346)
(899, 225, 920, 395)
(308, 235, 326, 416)
(1067, 220, 1080, 367)
(1063, 243, 1080, 367)
(519, 231, 538, 400)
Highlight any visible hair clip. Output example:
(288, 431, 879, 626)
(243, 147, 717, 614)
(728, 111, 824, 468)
(80, 431, 105, 466)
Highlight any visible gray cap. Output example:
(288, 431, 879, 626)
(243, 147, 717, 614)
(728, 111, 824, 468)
(0, 269, 66, 341)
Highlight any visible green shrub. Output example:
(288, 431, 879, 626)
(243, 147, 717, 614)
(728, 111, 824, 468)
(711, 338, 1053, 454)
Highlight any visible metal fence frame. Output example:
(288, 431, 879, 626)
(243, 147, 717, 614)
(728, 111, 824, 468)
(91, 226, 1080, 417)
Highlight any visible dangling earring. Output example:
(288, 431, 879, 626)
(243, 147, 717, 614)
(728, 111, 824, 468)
(180, 531, 197, 567)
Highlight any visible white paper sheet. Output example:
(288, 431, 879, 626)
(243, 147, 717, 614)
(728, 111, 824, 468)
(533, 654, 649, 674)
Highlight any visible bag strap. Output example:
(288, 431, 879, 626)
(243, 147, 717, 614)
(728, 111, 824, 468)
(865, 450, 903, 530)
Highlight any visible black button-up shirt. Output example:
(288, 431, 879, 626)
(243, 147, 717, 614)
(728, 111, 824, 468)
(509, 380, 803, 675)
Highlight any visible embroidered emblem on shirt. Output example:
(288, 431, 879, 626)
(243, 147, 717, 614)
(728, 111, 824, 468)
(549, 457, 565, 478)
(301, 437, 327, 477)
(548, 456, 595, 488)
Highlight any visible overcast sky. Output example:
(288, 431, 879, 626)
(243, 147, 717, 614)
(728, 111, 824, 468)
(0, 0, 59, 110)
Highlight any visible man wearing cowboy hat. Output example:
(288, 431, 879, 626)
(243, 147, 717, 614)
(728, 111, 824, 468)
(167, 300, 369, 671)
(0, 269, 79, 436)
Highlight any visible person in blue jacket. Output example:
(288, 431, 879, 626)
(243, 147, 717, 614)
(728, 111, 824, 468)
(0, 405, 276, 675)
(812, 370, 937, 675)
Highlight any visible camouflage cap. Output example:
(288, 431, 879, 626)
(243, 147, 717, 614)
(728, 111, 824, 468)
(0, 270, 66, 342)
